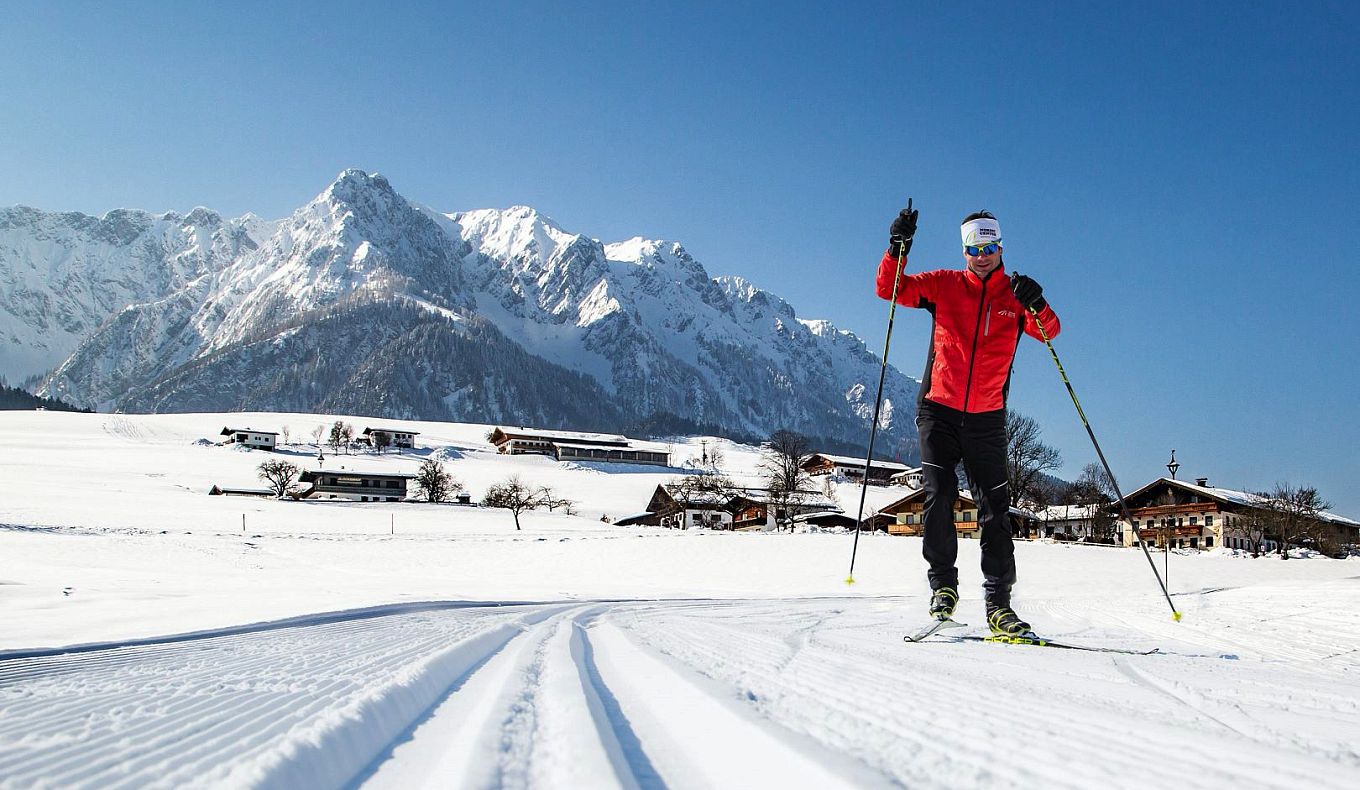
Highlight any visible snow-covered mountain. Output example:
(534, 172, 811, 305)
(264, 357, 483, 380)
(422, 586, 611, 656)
(3, 170, 919, 456)
(0, 204, 270, 384)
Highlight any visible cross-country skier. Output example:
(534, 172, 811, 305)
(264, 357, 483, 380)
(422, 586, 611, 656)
(875, 207, 1060, 637)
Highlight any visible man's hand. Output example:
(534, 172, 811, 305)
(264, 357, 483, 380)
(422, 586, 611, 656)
(888, 202, 918, 257)
(1010, 273, 1046, 311)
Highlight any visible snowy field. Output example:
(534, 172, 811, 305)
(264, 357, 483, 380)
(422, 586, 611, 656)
(1, 411, 1357, 789)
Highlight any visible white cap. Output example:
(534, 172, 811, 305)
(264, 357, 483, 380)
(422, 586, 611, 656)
(961, 217, 1001, 246)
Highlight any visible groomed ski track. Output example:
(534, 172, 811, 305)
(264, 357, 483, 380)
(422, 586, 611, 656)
(1, 597, 1357, 789)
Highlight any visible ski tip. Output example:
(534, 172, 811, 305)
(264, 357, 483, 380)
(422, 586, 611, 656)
(844, 576, 856, 586)
(1172, 611, 1183, 622)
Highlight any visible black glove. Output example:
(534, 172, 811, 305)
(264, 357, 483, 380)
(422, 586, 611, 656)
(888, 203, 918, 257)
(1010, 273, 1046, 310)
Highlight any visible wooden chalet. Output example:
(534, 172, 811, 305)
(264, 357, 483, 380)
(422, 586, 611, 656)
(801, 453, 913, 485)
(637, 484, 735, 530)
(727, 488, 842, 531)
(219, 427, 278, 450)
(488, 426, 670, 466)
(876, 488, 1038, 537)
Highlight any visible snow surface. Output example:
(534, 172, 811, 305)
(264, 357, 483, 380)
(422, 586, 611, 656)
(1, 411, 1357, 788)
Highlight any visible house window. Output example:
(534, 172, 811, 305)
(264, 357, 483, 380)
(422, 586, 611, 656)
(1206, 537, 1214, 548)
(1205, 515, 1214, 527)
(1190, 516, 1198, 526)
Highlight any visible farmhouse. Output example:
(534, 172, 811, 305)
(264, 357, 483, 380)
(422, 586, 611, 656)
(488, 426, 670, 466)
(296, 469, 414, 502)
(360, 427, 419, 449)
(727, 488, 842, 531)
(1035, 504, 1114, 542)
(637, 484, 735, 530)
(801, 453, 914, 485)
(625, 484, 842, 531)
(219, 427, 278, 450)
(1118, 477, 1360, 555)
(876, 488, 1038, 537)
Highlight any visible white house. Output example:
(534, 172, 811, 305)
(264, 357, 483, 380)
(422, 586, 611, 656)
(220, 427, 278, 451)
(1035, 504, 1105, 541)
(361, 426, 419, 449)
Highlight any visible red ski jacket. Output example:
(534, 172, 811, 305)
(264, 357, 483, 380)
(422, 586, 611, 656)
(876, 251, 1061, 414)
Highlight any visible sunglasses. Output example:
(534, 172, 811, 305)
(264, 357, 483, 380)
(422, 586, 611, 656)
(964, 242, 1001, 257)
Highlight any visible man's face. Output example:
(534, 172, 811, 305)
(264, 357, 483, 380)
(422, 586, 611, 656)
(964, 244, 1003, 278)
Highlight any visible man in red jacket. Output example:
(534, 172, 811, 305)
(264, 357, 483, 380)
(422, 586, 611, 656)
(875, 207, 1060, 636)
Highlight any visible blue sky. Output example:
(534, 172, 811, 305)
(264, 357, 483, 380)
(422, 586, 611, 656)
(3, 2, 1357, 514)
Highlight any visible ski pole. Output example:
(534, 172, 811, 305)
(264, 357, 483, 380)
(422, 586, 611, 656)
(847, 198, 911, 585)
(1021, 295, 1181, 620)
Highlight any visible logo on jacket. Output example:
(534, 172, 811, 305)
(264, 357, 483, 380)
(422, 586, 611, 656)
(997, 309, 1017, 318)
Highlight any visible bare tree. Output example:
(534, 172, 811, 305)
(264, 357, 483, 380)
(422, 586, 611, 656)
(1226, 510, 1271, 557)
(760, 429, 813, 531)
(537, 486, 575, 514)
(413, 458, 462, 503)
(280, 425, 292, 446)
(1256, 483, 1332, 559)
(1005, 409, 1062, 507)
(673, 470, 739, 504)
(311, 424, 326, 447)
(483, 475, 550, 530)
(257, 459, 300, 498)
(340, 423, 354, 454)
(371, 430, 393, 454)
(1063, 462, 1118, 543)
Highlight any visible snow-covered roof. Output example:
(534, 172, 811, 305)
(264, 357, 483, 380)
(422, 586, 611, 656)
(361, 427, 419, 436)
(1037, 504, 1101, 521)
(494, 426, 630, 446)
(220, 427, 279, 436)
(807, 453, 913, 473)
(299, 469, 415, 481)
(558, 442, 668, 455)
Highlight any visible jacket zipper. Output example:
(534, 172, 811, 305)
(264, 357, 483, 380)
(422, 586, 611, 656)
(962, 277, 988, 412)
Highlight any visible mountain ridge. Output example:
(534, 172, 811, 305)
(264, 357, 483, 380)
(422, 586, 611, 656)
(2, 170, 920, 460)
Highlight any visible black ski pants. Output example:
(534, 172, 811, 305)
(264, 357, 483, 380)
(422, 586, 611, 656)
(915, 400, 1016, 606)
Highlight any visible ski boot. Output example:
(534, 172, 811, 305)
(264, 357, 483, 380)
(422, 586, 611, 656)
(986, 603, 1034, 641)
(929, 586, 959, 621)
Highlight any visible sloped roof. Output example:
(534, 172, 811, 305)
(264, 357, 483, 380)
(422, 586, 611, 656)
(361, 427, 420, 436)
(299, 469, 415, 482)
(805, 453, 913, 473)
(220, 427, 279, 436)
(492, 426, 630, 446)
